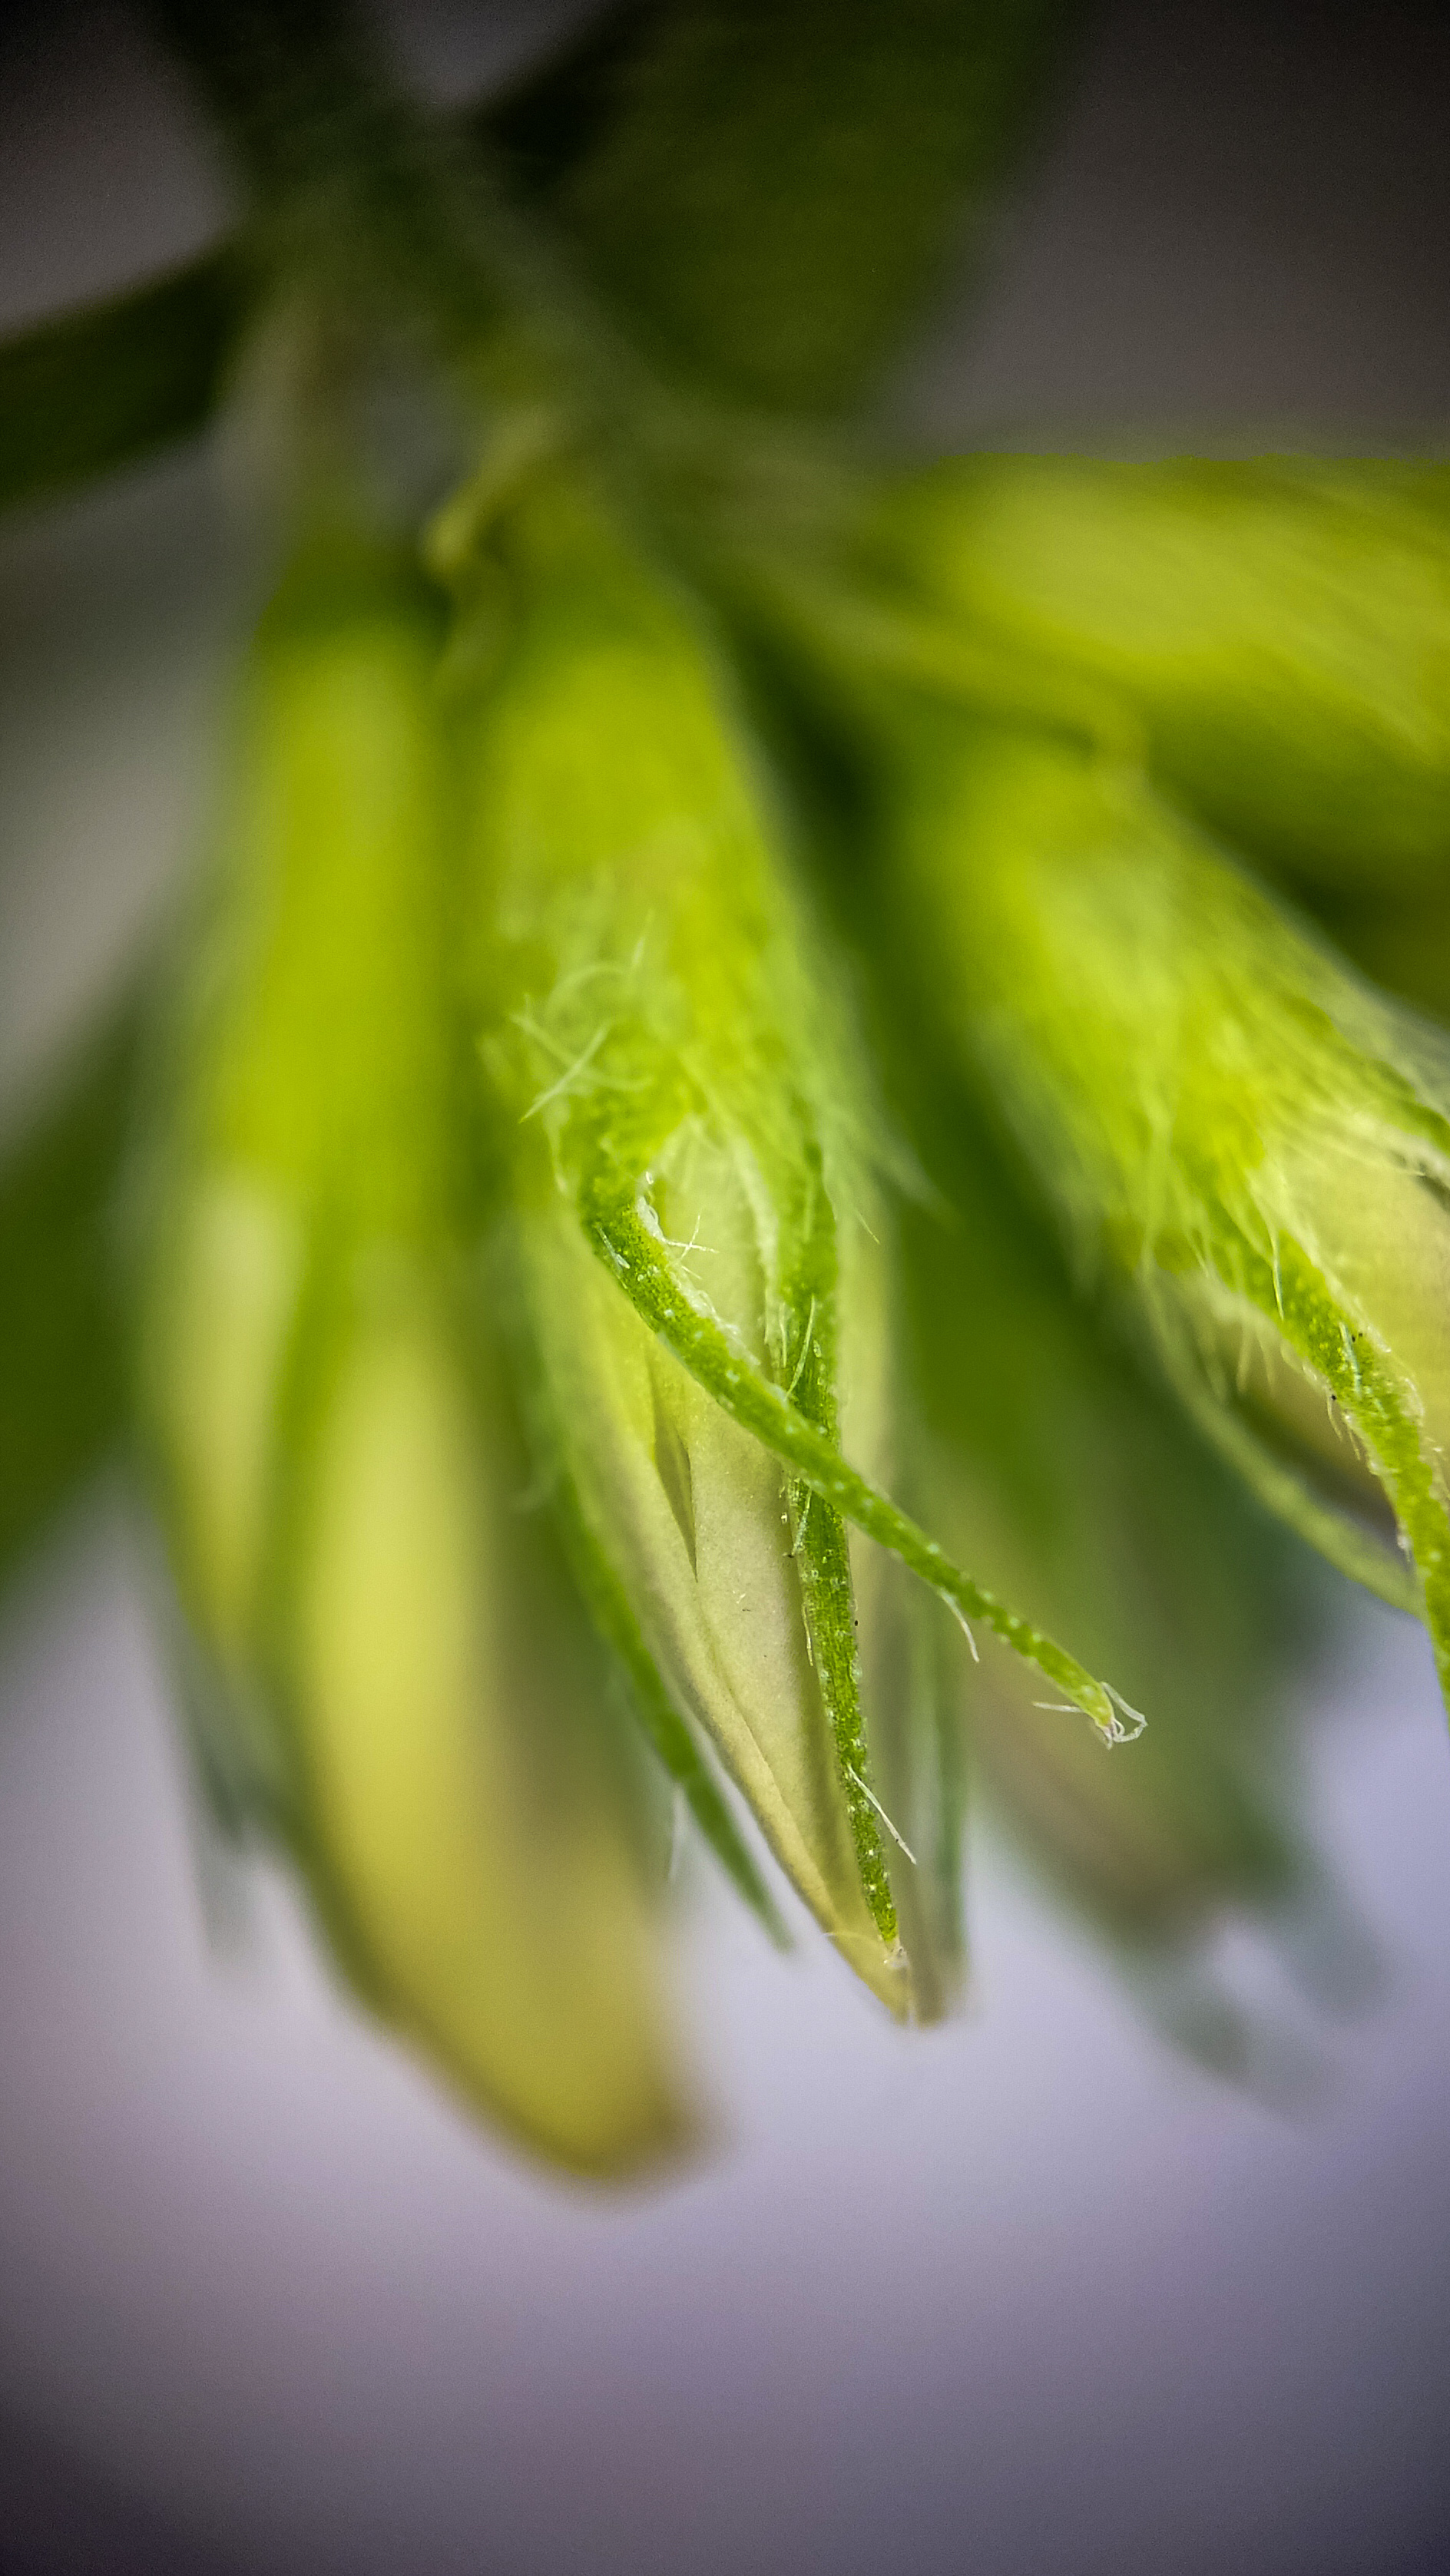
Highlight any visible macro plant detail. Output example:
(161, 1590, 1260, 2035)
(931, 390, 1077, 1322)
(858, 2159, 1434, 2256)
(3, 0, 1449, 2174)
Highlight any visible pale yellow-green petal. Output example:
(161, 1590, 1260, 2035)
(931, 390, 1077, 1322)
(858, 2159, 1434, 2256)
(295, 1301, 690, 2174)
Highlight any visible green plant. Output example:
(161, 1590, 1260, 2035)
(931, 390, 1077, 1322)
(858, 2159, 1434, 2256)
(3, 0, 1447, 2174)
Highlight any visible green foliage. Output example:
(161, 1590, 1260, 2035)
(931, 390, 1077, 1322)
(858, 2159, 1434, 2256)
(0, 1012, 137, 1591)
(453, 471, 1154, 2020)
(740, 669, 1316, 1986)
(555, 0, 1072, 413)
(0, 1, 1078, 534)
(10, 0, 1450, 2167)
(482, 3, 664, 205)
(0, 255, 248, 517)
(0, 5, 655, 518)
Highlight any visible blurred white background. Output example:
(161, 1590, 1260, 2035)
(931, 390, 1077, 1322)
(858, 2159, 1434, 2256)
(2, 6, 1449, 2570)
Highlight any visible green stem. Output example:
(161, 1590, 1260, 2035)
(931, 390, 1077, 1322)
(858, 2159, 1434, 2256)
(147, 0, 665, 442)
(149, 0, 508, 335)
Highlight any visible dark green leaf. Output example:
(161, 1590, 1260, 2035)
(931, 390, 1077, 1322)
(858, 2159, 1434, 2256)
(554, 0, 1079, 414)
(0, 253, 250, 517)
(472, 2, 664, 204)
(0, 1010, 139, 1592)
(3, 1, 1073, 512)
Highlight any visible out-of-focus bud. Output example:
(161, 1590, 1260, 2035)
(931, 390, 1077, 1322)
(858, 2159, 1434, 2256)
(862, 455, 1450, 897)
(454, 470, 926, 2012)
(895, 1103, 1339, 2073)
(878, 704, 1450, 1708)
(139, 530, 687, 2174)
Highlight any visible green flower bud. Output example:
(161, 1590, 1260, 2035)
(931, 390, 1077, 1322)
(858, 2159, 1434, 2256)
(459, 474, 917, 2010)
(864, 455, 1450, 897)
(881, 703, 1450, 1707)
(899, 1117, 1311, 2019)
(140, 531, 687, 2174)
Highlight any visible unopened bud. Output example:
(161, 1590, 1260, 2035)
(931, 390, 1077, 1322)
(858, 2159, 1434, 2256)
(140, 531, 687, 2172)
(459, 474, 919, 2009)
(866, 454, 1450, 897)
(882, 707, 1450, 1705)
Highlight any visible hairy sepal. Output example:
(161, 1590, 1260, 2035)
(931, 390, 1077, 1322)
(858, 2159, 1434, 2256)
(462, 474, 929, 1999)
(885, 710, 1450, 1701)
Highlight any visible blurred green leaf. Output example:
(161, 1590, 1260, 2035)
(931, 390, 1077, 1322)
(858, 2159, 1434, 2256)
(0, 253, 250, 517)
(31, 0, 1079, 524)
(1318, 892, 1450, 1027)
(899, 1112, 1309, 1956)
(480, 2, 664, 203)
(0, 2, 657, 518)
(0, 1010, 138, 1595)
(554, 0, 1079, 414)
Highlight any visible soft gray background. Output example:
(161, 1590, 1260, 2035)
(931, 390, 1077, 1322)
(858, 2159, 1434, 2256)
(2, 5, 1449, 2571)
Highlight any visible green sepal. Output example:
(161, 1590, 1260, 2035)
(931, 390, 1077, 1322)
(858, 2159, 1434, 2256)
(514, 1182, 908, 2009)
(584, 1189, 1134, 1744)
(1150, 1306, 1420, 1619)
(776, 1146, 897, 1940)
(856, 1535, 968, 2023)
(750, 676, 1316, 1986)
(895, 1136, 1311, 1965)
(876, 704, 1450, 1711)
(459, 468, 920, 1993)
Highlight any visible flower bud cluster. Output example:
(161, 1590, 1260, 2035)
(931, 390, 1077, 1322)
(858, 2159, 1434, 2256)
(142, 431, 1450, 2170)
